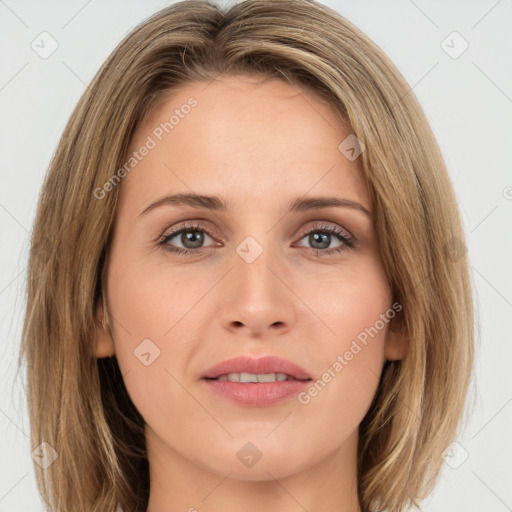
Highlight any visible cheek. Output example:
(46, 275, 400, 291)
(105, 261, 205, 426)
(297, 259, 390, 412)
(292, 292, 389, 453)
(104, 252, 204, 392)
(107, 251, 205, 344)
(305, 256, 391, 351)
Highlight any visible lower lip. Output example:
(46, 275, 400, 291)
(202, 378, 311, 407)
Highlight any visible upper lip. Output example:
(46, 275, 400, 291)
(201, 355, 312, 380)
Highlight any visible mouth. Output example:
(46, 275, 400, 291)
(201, 354, 312, 381)
(200, 355, 313, 407)
(203, 372, 312, 383)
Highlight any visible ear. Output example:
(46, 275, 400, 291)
(93, 304, 115, 358)
(384, 308, 409, 361)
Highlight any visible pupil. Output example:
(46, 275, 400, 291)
(182, 230, 204, 249)
(310, 232, 329, 249)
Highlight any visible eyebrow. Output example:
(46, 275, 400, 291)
(138, 193, 372, 218)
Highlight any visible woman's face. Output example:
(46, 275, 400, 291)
(95, 75, 407, 483)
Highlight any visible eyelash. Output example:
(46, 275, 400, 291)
(157, 220, 356, 257)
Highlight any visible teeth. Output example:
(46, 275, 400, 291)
(216, 372, 291, 382)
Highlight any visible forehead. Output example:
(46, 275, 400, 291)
(119, 75, 370, 215)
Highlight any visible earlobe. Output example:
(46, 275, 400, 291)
(93, 304, 115, 358)
(384, 315, 409, 361)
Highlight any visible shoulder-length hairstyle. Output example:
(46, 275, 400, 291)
(20, 1, 476, 511)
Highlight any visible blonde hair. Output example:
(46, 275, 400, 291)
(20, 1, 476, 511)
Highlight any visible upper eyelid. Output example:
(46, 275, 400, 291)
(296, 221, 352, 237)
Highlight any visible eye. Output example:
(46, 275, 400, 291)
(158, 220, 355, 257)
(158, 220, 220, 256)
(294, 223, 355, 255)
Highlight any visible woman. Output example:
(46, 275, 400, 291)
(20, 1, 475, 511)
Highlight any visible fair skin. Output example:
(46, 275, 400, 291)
(95, 74, 408, 512)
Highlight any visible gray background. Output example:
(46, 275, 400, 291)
(1, 0, 511, 510)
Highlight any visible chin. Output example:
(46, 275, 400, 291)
(204, 439, 312, 481)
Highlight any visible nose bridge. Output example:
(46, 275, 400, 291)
(218, 233, 295, 335)
(233, 234, 283, 302)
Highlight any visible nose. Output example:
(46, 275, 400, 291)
(218, 239, 296, 338)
